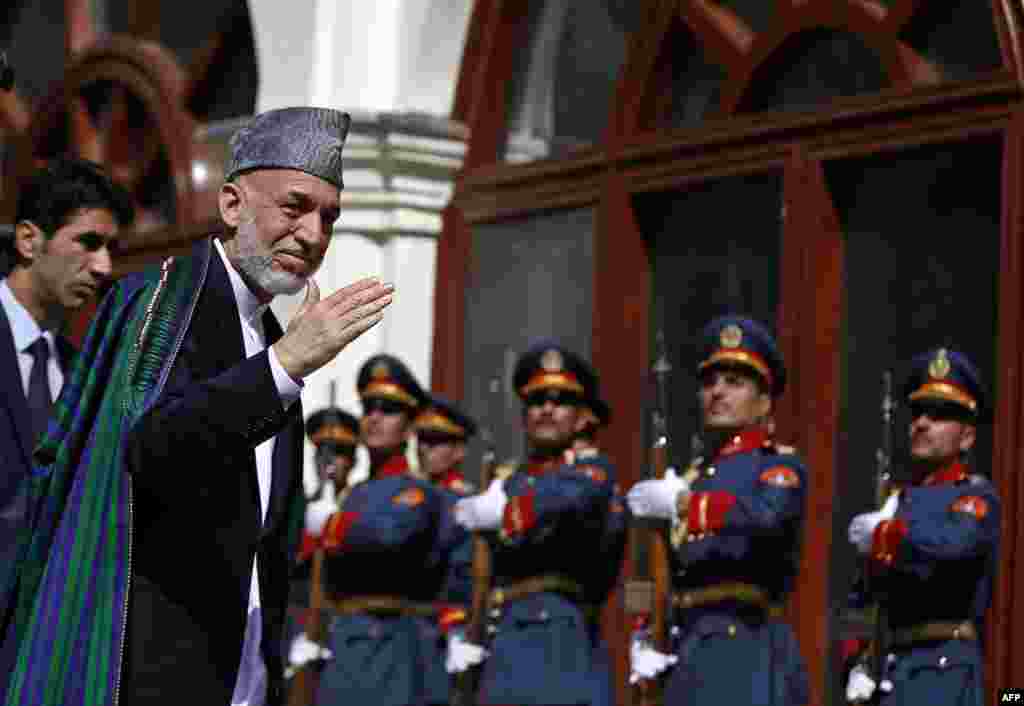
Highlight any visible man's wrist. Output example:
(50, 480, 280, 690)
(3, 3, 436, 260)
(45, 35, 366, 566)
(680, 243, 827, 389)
(268, 345, 303, 408)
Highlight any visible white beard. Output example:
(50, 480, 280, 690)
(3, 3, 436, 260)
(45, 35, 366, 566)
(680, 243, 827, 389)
(230, 213, 307, 296)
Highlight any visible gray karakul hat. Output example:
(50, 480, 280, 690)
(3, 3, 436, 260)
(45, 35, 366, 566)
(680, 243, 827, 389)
(226, 107, 352, 189)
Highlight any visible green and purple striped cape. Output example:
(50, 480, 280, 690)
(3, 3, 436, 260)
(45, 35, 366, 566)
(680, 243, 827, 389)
(3, 239, 305, 705)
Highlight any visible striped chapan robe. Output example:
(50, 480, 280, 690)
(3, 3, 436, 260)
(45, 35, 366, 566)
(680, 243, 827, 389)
(2, 238, 306, 706)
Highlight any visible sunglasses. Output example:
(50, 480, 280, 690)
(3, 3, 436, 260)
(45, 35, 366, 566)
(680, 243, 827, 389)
(524, 389, 583, 409)
(908, 400, 975, 423)
(362, 398, 410, 416)
(416, 431, 463, 447)
(315, 442, 356, 459)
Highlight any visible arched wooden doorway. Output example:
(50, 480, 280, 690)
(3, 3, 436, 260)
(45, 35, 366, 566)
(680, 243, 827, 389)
(0, 0, 258, 341)
(436, 2, 1024, 704)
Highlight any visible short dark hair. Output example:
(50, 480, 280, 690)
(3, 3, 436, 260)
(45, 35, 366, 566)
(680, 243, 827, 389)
(15, 157, 134, 237)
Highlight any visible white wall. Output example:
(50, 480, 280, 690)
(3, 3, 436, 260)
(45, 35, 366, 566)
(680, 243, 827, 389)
(250, 0, 468, 492)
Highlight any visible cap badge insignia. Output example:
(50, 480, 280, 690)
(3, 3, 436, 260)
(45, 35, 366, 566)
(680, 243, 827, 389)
(720, 324, 743, 349)
(541, 349, 563, 372)
(929, 349, 951, 380)
(371, 361, 390, 380)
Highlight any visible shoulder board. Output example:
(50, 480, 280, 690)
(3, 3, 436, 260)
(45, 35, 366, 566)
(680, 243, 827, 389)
(770, 443, 798, 456)
(393, 486, 426, 507)
(575, 446, 600, 460)
(951, 494, 991, 519)
(967, 474, 990, 487)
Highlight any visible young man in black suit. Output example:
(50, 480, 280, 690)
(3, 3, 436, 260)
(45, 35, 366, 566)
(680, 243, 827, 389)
(0, 157, 132, 627)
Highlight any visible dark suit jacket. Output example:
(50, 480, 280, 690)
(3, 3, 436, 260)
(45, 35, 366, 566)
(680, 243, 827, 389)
(0, 297, 75, 623)
(124, 247, 304, 706)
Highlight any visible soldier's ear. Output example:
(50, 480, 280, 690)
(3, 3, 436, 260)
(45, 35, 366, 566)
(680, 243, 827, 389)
(754, 390, 772, 420)
(958, 423, 977, 454)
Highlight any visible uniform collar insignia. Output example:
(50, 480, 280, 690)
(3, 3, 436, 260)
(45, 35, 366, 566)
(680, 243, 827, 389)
(526, 455, 561, 477)
(922, 460, 968, 487)
(715, 428, 771, 460)
(374, 453, 410, 478)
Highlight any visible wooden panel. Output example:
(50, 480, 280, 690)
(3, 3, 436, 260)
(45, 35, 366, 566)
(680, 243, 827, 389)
(990, 108, 1024, 698)
(778, 148, 844, 706)
(593, 170, 649, 706)
(457, 75, 1018, 224)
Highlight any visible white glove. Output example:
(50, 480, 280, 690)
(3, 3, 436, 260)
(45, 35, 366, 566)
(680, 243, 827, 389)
(306, 492, 339, 537)
(445, 631, 489, 674)
(628, 640, 678, 683)
(285, 633, 333, 678)
(848, 493, 900, 555)
(845, 664, 875, 703)
(626, 468, 689, 522)
(454, 478, 508, 531)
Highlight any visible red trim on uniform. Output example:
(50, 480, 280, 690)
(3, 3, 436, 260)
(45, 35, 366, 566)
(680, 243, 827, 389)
(322, 511, 360, 553)
(871, 518, 908, 567)
(715, 429, 771, 460)
(688, 490, 737, 533)
(951, 495, 990, 519)
(703, 491, 737, 531)
(440, 467, 467, 491)
(525, 456, 560, 477)
(758, 466, 801, 488)
(922, 460, 969, 487)
(502, 491, 537, 535)
(297, 531, 318, 564)
(840, 638, 867, 665)
(437, 605, 468, 634)
(374, 453, 410, 478)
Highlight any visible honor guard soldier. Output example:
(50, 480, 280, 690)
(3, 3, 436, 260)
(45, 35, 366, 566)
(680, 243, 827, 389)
(307, 407, 361, 500)
(414, 395, 489, 694)
(304, 354, 455, 706)
(453, 341, 626, 706)
(627, 316, 810, 706)
(285, 406, 361, 693)
(845, 349, 999, 706)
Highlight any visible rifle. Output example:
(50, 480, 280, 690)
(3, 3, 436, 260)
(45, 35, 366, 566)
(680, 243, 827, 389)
(286, 548, 326, 706)
(635, 331, 673, 706)
(287, 380, 339, 706)
(866, 372, 895, 700)
(454, 377, 501, 706)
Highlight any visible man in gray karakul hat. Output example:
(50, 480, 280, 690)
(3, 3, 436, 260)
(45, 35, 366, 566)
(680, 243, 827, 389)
(4, 106, 396, 706)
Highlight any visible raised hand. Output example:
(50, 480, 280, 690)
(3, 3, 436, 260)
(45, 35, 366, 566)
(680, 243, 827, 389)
(273, 277, 393, 380)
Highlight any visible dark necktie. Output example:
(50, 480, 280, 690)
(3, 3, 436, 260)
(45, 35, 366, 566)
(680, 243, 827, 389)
(26, 336, 53, 443)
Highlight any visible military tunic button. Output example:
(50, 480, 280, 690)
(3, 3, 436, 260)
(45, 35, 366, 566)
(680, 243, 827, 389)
(487, 625, 497, 635)
(490, 608, 501, 618)
(938, 656, 948, 668)
(727, 624, 737, 637)
(706, 467, 716, 477)
(538, 610, 549, 620)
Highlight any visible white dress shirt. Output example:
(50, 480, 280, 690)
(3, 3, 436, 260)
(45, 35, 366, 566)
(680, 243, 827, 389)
(213, 239, 302, 706)
(0, 279, 63, 398)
